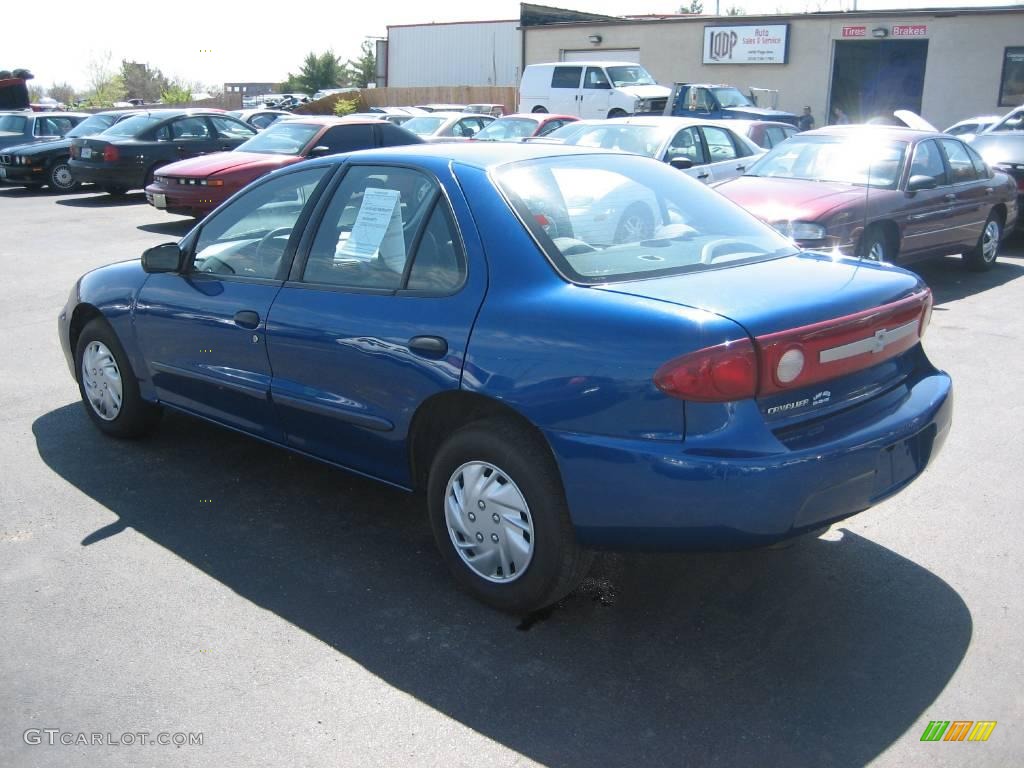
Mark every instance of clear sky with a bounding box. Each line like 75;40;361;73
5;0;1018;92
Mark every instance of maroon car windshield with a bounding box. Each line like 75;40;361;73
749;134;908;189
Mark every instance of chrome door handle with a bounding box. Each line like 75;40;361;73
408;336;448;357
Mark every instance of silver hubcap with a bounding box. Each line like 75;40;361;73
981;220;1000;262
867;240;886;262
52;164;74;188
444;461;535;583
620;214;649;242
81;341;123;421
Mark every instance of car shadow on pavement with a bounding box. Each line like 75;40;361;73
910;251;1024;306
33;404;972;768
136;220;195;237
56;192;147;208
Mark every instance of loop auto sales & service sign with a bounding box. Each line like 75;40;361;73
703;24;790;65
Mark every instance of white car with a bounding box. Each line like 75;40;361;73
945;115;1003;139
519;61;671;119
544;116;764;185
399;112;495;142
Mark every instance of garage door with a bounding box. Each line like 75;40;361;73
561;49;641;63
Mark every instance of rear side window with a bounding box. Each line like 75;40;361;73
378;123;421;147
302;165;440;290
938;138;980;184
551;67;582;89
965;144;992;178
318;124;375;154
702;126;739;161
0;114;28;133
209;115;255;139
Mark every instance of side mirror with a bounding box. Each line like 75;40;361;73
307;145;331;157
669;157;694;170
141;242;184;273
907;174;938;192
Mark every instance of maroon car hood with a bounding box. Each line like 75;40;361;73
157;151;300;178
716;176;867;223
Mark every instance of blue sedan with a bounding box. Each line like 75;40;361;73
58;144;952;613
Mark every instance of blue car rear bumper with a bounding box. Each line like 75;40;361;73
547;368;952;551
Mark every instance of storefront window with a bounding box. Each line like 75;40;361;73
999;47;1024;107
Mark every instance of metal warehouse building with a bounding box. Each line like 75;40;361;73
523;5;1024;131
385;20;523;87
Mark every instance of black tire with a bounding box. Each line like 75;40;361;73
102;185;128;196
608;108;629;118
859;225;895;263
614;203;655;243
427;418;593;613
963;211;1002;272
47;159;79;192
531;106;548;114
75;318;161;438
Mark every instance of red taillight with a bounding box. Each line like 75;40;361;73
653;288;932;403
654;339;758;402
102;145;119;162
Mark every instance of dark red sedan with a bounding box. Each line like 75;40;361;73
144;117;423;217
715;126;1018;271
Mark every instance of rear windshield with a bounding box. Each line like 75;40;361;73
494;153;796;285
0;114;28;133
402;116;445;136
474;118;538;141
235;122;320;155
102;115;164;137
67;114;116;138
564;123;664;157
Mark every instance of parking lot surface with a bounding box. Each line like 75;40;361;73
1;186;1022;767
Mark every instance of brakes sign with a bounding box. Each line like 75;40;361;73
892;24;927;37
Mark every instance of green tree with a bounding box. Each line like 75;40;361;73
120;60;169;103
285;50;348;95
332;97;361;116
346;41;376;89
726;5;745;14
28;84;45;102
160;82;193;104
48;82;77;105
82;50;127;107
679;0;703;12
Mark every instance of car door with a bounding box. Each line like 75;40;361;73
664;126;711;182
265;163;487;486
132;166;332;439
550;66;584;116
207;115;257;151
155;116;221;162
580;66;612;118
899;139;955;259
699;125;750;183
936;137;990;252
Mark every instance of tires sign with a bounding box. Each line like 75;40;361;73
703;24;789;65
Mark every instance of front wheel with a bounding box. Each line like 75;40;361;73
963;212;1001;272
48;160;79;192
859;225;894;263
427;419;592;613
75;318;161;438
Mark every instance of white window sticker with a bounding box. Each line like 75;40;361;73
337;187;406;271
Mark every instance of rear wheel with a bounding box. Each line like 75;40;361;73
860;225;895;263
614;203;654;243
47;160;79;192
427;418;592;613
75;318;161;438
608;108;628;118
531;106;548;114
963;212;1001;272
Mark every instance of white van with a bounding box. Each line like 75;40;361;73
518;61;672;119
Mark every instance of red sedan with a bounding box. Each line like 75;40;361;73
144;117;423;217
470;113;578;142
715;126;1018;271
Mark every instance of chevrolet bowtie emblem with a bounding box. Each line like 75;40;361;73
819;320;918;364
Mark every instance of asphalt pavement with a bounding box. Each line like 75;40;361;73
1;185;1021;767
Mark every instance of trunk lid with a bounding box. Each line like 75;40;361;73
600;252;931;424
70;137;115;162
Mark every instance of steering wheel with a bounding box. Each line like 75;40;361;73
699;238;771;264
197;255;235;274
255;227;293;273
